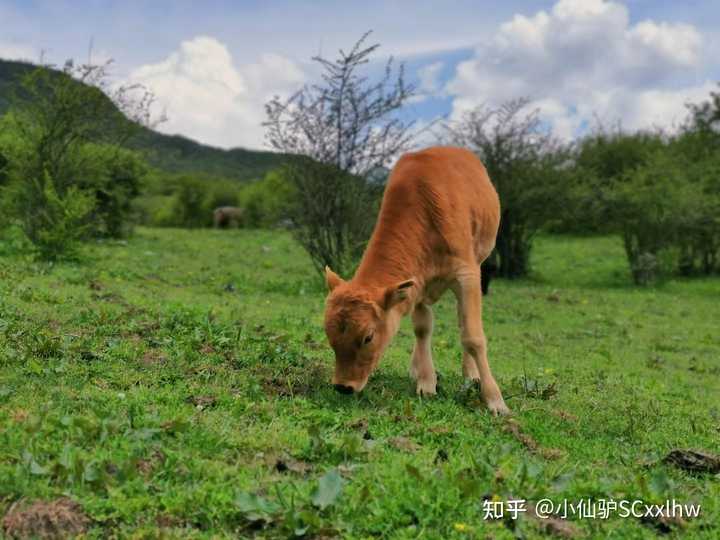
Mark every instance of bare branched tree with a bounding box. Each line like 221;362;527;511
445;99;572;278
263;31;416;275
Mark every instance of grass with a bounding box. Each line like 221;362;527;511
0;227;718;539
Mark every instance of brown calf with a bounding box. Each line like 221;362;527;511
324;146;509;415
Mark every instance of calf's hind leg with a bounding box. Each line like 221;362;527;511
409;303;437;396
454;271;509;415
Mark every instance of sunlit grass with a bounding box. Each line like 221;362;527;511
1;228;718;538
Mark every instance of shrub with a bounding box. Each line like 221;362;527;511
444;99;573;278
607;147;720;283
280;158;379;274
74;144;147;237
238;170;295;228
566;128;666;234
0;60;156;257
170;176;211;228
0;148;7;186
1;171;95;260
264;32;415;276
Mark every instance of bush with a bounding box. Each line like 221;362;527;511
1;115;147;244
74;144;147;237
135;170;294;230
238;170;295;228
565;129;666;234
1;171;95;260
0;60;154;257
160;175;244;228
206;181;241;217
0;148;7;186
170;176;211;228
444;99;573;278
264;32;415;276
280;158;379;275
607;147;720;283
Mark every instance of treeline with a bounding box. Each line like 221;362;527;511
444;96;720;284
568;119;720;283
1;47;718;287
134;170;293;229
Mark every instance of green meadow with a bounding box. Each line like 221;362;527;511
1;228;718;538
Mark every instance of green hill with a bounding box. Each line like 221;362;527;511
0;59;285;181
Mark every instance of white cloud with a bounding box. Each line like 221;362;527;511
418;61;444;94
125;36;304;150
446;0;711;138
0;42;36;62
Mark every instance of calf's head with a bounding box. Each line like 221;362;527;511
323;266;414;394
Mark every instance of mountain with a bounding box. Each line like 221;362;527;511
0;59;285;182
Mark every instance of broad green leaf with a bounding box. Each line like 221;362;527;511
311;469;342;510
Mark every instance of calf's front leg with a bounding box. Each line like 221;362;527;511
409;303;437;396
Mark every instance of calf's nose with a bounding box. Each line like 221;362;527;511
334;383;354;395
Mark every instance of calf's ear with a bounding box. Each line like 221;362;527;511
325;266;344;292
383;279;416;309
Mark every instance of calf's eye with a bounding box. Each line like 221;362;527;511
363;333;374;345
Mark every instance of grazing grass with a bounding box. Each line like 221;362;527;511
0;227;718;539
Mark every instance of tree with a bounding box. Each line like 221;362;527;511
0;59;157;258
444;99;572;278
568;127;666;234
688;82;720;137
263;31;416;276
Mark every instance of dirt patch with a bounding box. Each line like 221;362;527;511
346;418;368;431
663;449;720;474
199;343;216;355
388;436;420;453
551;410;578;423
136;450;166;476
186;395;217;410
273;455;313;475
141;349;167;366
640;513;687;534
88;280;103;291
527;502;582;538
504;419;565;460
2;497;89;539
156;513;184;528
10;409;29;423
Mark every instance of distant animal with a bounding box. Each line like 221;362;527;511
323;146;509;415
213;206;243;228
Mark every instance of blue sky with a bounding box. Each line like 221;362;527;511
2;0;719;149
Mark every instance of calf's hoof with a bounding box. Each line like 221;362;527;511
415;377;437;397
485;398;511;416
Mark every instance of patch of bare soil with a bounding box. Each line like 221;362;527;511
273;455;313;475
640;513;687;534
388;436;420;453
551;410;578;422
141;349;167;366
2;498;89;539
504;419;566;460
663;449;720;474
136;449;166;476
186;395;218;410
527;502;582;538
